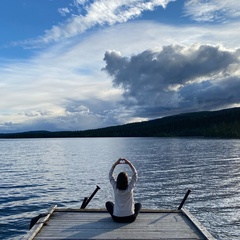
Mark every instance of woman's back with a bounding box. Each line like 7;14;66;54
106;158;141;222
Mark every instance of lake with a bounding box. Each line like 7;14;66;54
0;137;239;239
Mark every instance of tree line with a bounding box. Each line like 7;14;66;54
1;107;240;139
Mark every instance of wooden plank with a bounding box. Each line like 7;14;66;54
181;208;215;240
55;208;180;213
23;205;57;240
31;210;210;240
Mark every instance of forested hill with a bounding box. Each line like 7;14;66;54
1;107;240;138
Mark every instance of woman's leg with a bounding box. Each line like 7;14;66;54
105;201;114;216
134;203;142;216
106;202;142;223
113;203;142;223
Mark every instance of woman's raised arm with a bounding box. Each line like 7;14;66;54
122;158;137;173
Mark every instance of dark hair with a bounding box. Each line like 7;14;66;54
116;172;128;190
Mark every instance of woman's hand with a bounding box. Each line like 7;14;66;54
113;158;135;172
113;158;125;167
114;158;133;166
117;158;132;165
117;158;126;164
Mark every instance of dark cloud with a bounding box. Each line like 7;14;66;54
103;44;240;118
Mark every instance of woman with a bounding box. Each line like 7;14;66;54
106;158;142;223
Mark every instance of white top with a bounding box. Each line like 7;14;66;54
109;165;138;217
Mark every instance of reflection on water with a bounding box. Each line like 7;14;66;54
0;138;239;239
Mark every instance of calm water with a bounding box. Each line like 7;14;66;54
0;137;239;239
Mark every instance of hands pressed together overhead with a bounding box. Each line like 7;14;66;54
117;158;130;164
112;158;135;172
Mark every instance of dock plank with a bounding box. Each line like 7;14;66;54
32;210;209;239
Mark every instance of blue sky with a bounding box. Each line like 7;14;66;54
0;0;240;133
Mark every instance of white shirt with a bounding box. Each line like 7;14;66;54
109;165;138;217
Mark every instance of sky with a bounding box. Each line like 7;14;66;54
0;0;240;133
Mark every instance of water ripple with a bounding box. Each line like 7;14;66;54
0;138;239;240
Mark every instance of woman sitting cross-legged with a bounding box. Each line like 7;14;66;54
106;158;142;223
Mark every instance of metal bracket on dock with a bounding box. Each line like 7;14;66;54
178;189;191;210
80;185;101;209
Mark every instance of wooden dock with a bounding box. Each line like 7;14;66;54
24;206;215;240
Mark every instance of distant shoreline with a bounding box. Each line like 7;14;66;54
1;107;240;139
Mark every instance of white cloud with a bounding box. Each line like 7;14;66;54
184;0;240;22
1;20;240;132
21;0;175;46
58;8;71;16
2;0;240;133
73;0;89;5
7;0;240;49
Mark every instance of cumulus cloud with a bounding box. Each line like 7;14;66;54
2;11;240;132
184;0;240;22
103;45;240;118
